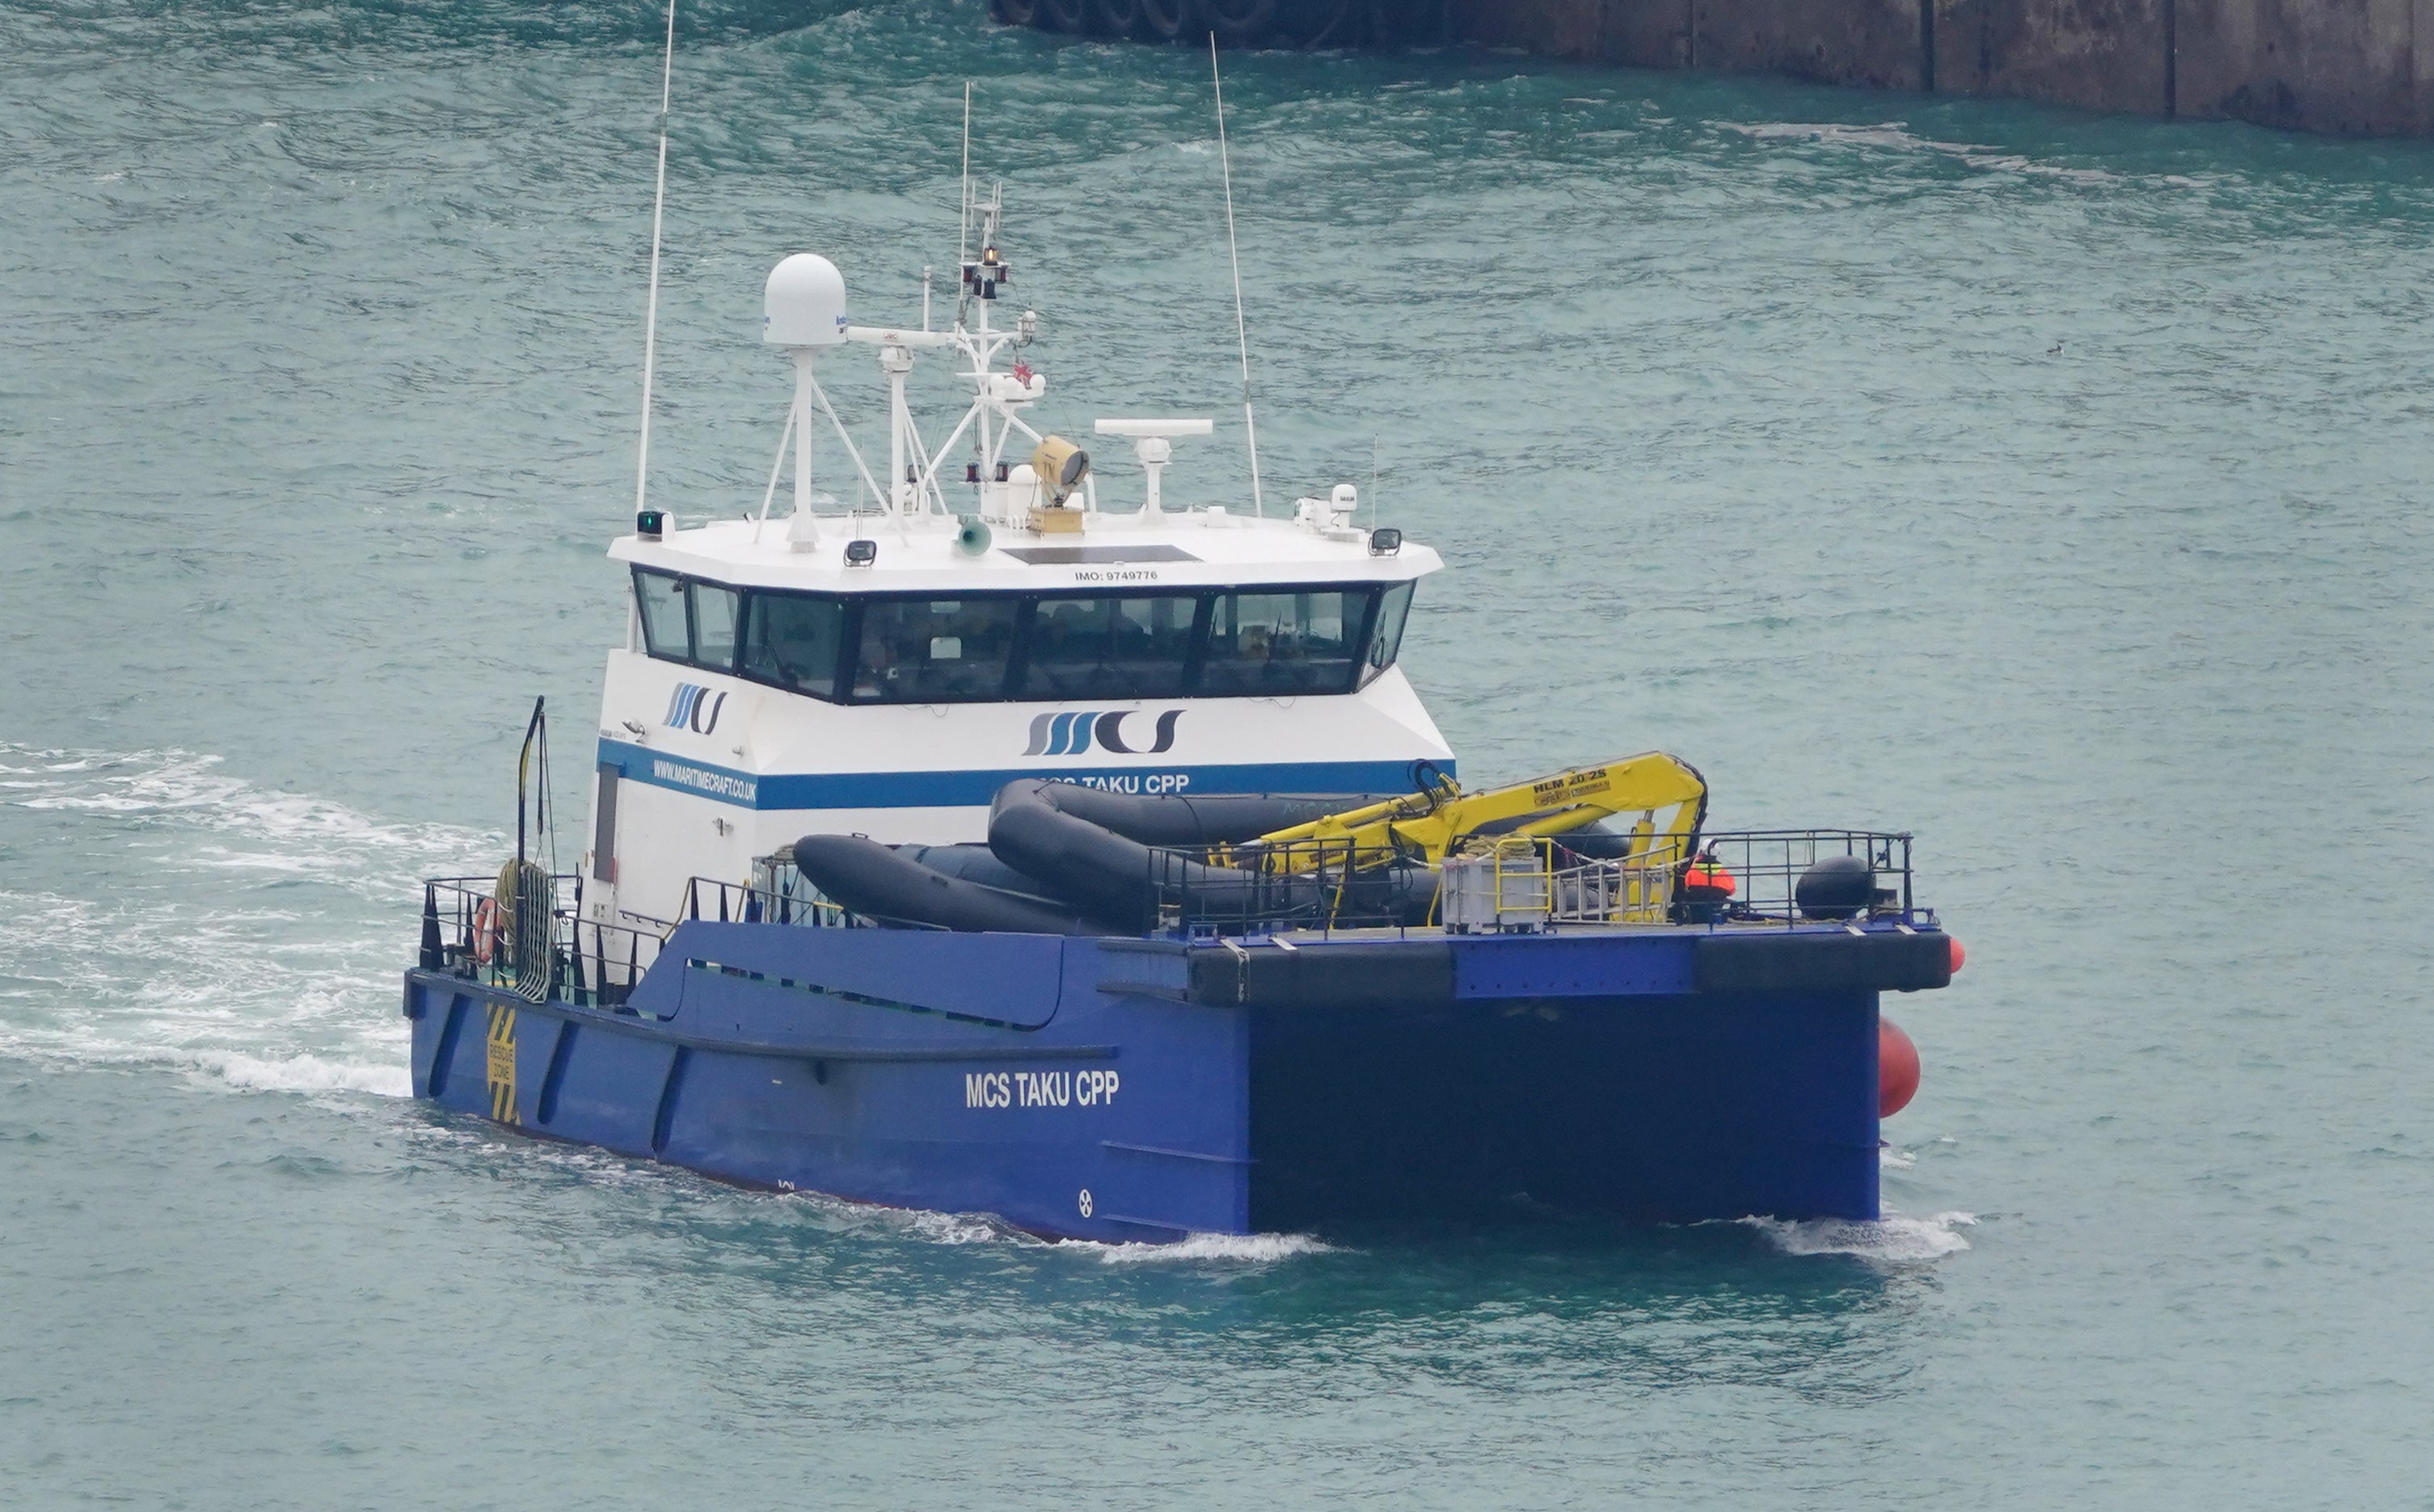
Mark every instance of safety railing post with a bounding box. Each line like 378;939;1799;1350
419;883;442;971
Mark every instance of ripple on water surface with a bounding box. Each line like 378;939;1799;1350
3;0;2432;1506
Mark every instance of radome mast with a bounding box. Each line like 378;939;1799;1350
632;0;677;519
1210;36;1265;520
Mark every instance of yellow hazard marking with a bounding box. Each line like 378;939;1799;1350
485;1003;520;1125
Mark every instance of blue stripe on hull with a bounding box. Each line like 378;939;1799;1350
405;925;1882;1238
594;737;1448;811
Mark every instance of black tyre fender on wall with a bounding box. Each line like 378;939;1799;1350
1089;0;1149;36
1141;0;1195;40
1204;0;1278;44
1038;0;1090;30
991;0;1042;24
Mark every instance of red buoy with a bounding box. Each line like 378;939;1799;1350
1947;934;1966;975
1879;1017;1921;1118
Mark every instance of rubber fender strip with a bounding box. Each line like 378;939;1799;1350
688;957;1043;1030
1187;939;1457;1009
1693;930;1953;994
1103;1139;1255;1166
632;1031;1114;1064
405;971;1112;1063
1095;979;1193;1004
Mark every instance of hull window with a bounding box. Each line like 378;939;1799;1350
1199;590;1362;697
1016;593;1199;701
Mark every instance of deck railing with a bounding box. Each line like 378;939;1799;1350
420;874;673;1009
418;829;1930;984
1151;837;1430;937
679;874;855;929
1141;828;1925;938
1694;830;1917;924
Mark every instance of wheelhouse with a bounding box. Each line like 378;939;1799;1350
631;568;1417;705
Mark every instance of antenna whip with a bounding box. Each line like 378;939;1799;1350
633;0;677;516
1210;36;1265;518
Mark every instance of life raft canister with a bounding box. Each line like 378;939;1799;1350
1677;849;1736;924
1681;850;1736;901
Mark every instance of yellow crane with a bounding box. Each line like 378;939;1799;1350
1235;752;1708;873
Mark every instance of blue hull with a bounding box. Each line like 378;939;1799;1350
406;924;1947;1240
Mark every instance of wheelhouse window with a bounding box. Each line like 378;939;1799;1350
1197;589;1364;697
1362;580;1412;687
633;569;740;672
741;592;845;697
635;571;689;661
1017;593;1200;701
635;572;1421;705
690;582;739;670
850;598;1020;702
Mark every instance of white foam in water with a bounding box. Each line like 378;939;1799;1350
184;1048;414;1099
0;743;495;1100
1744;1209;1978;1263
791;1189;1331;1264
901;1207;1043;1247
2;744;493;891
1725;120;2125;183
1090;1231;1336;1266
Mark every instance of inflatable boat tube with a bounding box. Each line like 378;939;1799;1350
793;833;1125;937
985;781;1444;929
1550;821;1639;861
1013;783;1401;847
893;843;1062;903
988;779;1332;928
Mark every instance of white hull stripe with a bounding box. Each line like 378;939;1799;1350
597;739;1445;811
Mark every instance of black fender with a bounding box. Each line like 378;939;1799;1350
793;833;1124;937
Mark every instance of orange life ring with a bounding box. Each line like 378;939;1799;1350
472;898;503;966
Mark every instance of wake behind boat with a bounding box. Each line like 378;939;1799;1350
401;116;1960;1242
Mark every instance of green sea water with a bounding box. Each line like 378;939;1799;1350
5;2;2432;1506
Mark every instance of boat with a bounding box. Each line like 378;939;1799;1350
400;162;1960;1243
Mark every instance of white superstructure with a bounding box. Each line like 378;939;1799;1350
581;186;1452;929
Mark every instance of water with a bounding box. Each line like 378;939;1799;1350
5;2;2431;1504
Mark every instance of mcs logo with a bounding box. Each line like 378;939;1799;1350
664;683;728;735
1023;710;1183;757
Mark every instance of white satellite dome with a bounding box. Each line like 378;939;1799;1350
763;253;847;347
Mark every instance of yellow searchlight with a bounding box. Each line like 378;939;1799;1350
1027;435;1091;534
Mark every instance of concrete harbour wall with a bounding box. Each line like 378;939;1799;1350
1451;0;2434;133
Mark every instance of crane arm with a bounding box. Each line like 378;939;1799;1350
1248;752;1708;867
